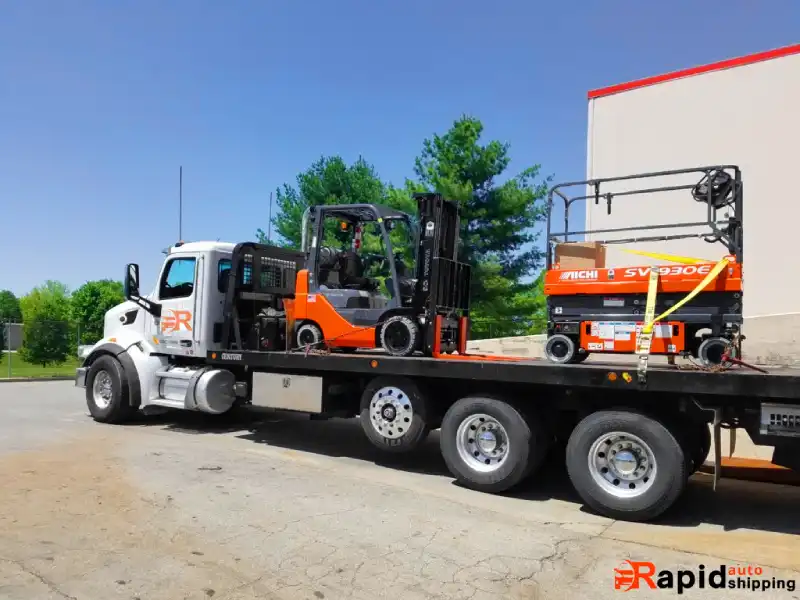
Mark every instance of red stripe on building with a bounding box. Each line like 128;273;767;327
588;43;800;100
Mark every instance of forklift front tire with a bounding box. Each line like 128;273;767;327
379;315;419;357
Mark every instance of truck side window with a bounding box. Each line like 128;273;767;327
218;259;232;292
159;257;196;300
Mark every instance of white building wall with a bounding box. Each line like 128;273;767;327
586;49;800;365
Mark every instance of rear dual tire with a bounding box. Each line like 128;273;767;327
440;396;551;494
566;410;687;522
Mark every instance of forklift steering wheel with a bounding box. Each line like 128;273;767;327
362;253;386;268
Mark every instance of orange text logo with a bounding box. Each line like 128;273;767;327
615;561;656;592
161;309;193;333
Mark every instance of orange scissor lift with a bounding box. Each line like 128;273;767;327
542;166;744;370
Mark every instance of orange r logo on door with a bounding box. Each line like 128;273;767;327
161;309;193;333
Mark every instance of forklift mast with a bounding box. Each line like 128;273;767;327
413;193;470;354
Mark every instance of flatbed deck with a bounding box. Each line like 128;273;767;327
207;350;800;401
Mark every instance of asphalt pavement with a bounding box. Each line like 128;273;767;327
1;381;799;599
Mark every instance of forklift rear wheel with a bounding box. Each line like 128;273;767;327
544;334;577;364
296;323;324;351
379;315;419;357
85;354;134;424
440;396;550;494
359;376;430;452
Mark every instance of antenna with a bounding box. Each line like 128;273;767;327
179;166;183;240
268;191;273;242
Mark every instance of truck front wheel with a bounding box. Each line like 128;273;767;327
440;396;550;494
566;410;687;522
85;354;134;424
359;376;430;453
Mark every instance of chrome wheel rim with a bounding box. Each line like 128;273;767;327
456;413;510;473
92;370;113;409
369;386;413;439
588;431;657;498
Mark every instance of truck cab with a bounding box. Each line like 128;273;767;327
76;241;243;421
102;241;236;359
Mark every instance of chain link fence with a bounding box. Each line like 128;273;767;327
1;321;85;379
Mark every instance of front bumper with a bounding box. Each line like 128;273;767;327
75;367;87;388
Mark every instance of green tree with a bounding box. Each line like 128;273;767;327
19;281;73;367
411;115;551;338
71;279;125;344
258;155;415;250
0;290;22;352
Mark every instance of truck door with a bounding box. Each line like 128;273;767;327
151;253;201;356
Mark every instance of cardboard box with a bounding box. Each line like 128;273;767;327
554;241;606;269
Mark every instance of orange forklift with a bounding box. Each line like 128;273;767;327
289;193;471;357
543;166;744;366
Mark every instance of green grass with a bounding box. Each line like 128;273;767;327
0;353;81;379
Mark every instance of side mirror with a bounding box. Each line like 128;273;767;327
122;262;161;318
124;263;140;299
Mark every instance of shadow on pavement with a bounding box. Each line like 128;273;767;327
130;407;800;536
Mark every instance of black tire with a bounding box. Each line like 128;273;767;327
359;376;430;453
544;334;576;364
566;410;687;522
379;315;419;357
296;322;324;350
440;396;550;494
85;354;134;424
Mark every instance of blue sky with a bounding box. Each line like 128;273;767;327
1;1;798;296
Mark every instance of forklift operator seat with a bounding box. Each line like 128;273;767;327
318;246;341;289
338;250;375;291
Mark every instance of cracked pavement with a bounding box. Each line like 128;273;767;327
1;382;799;599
